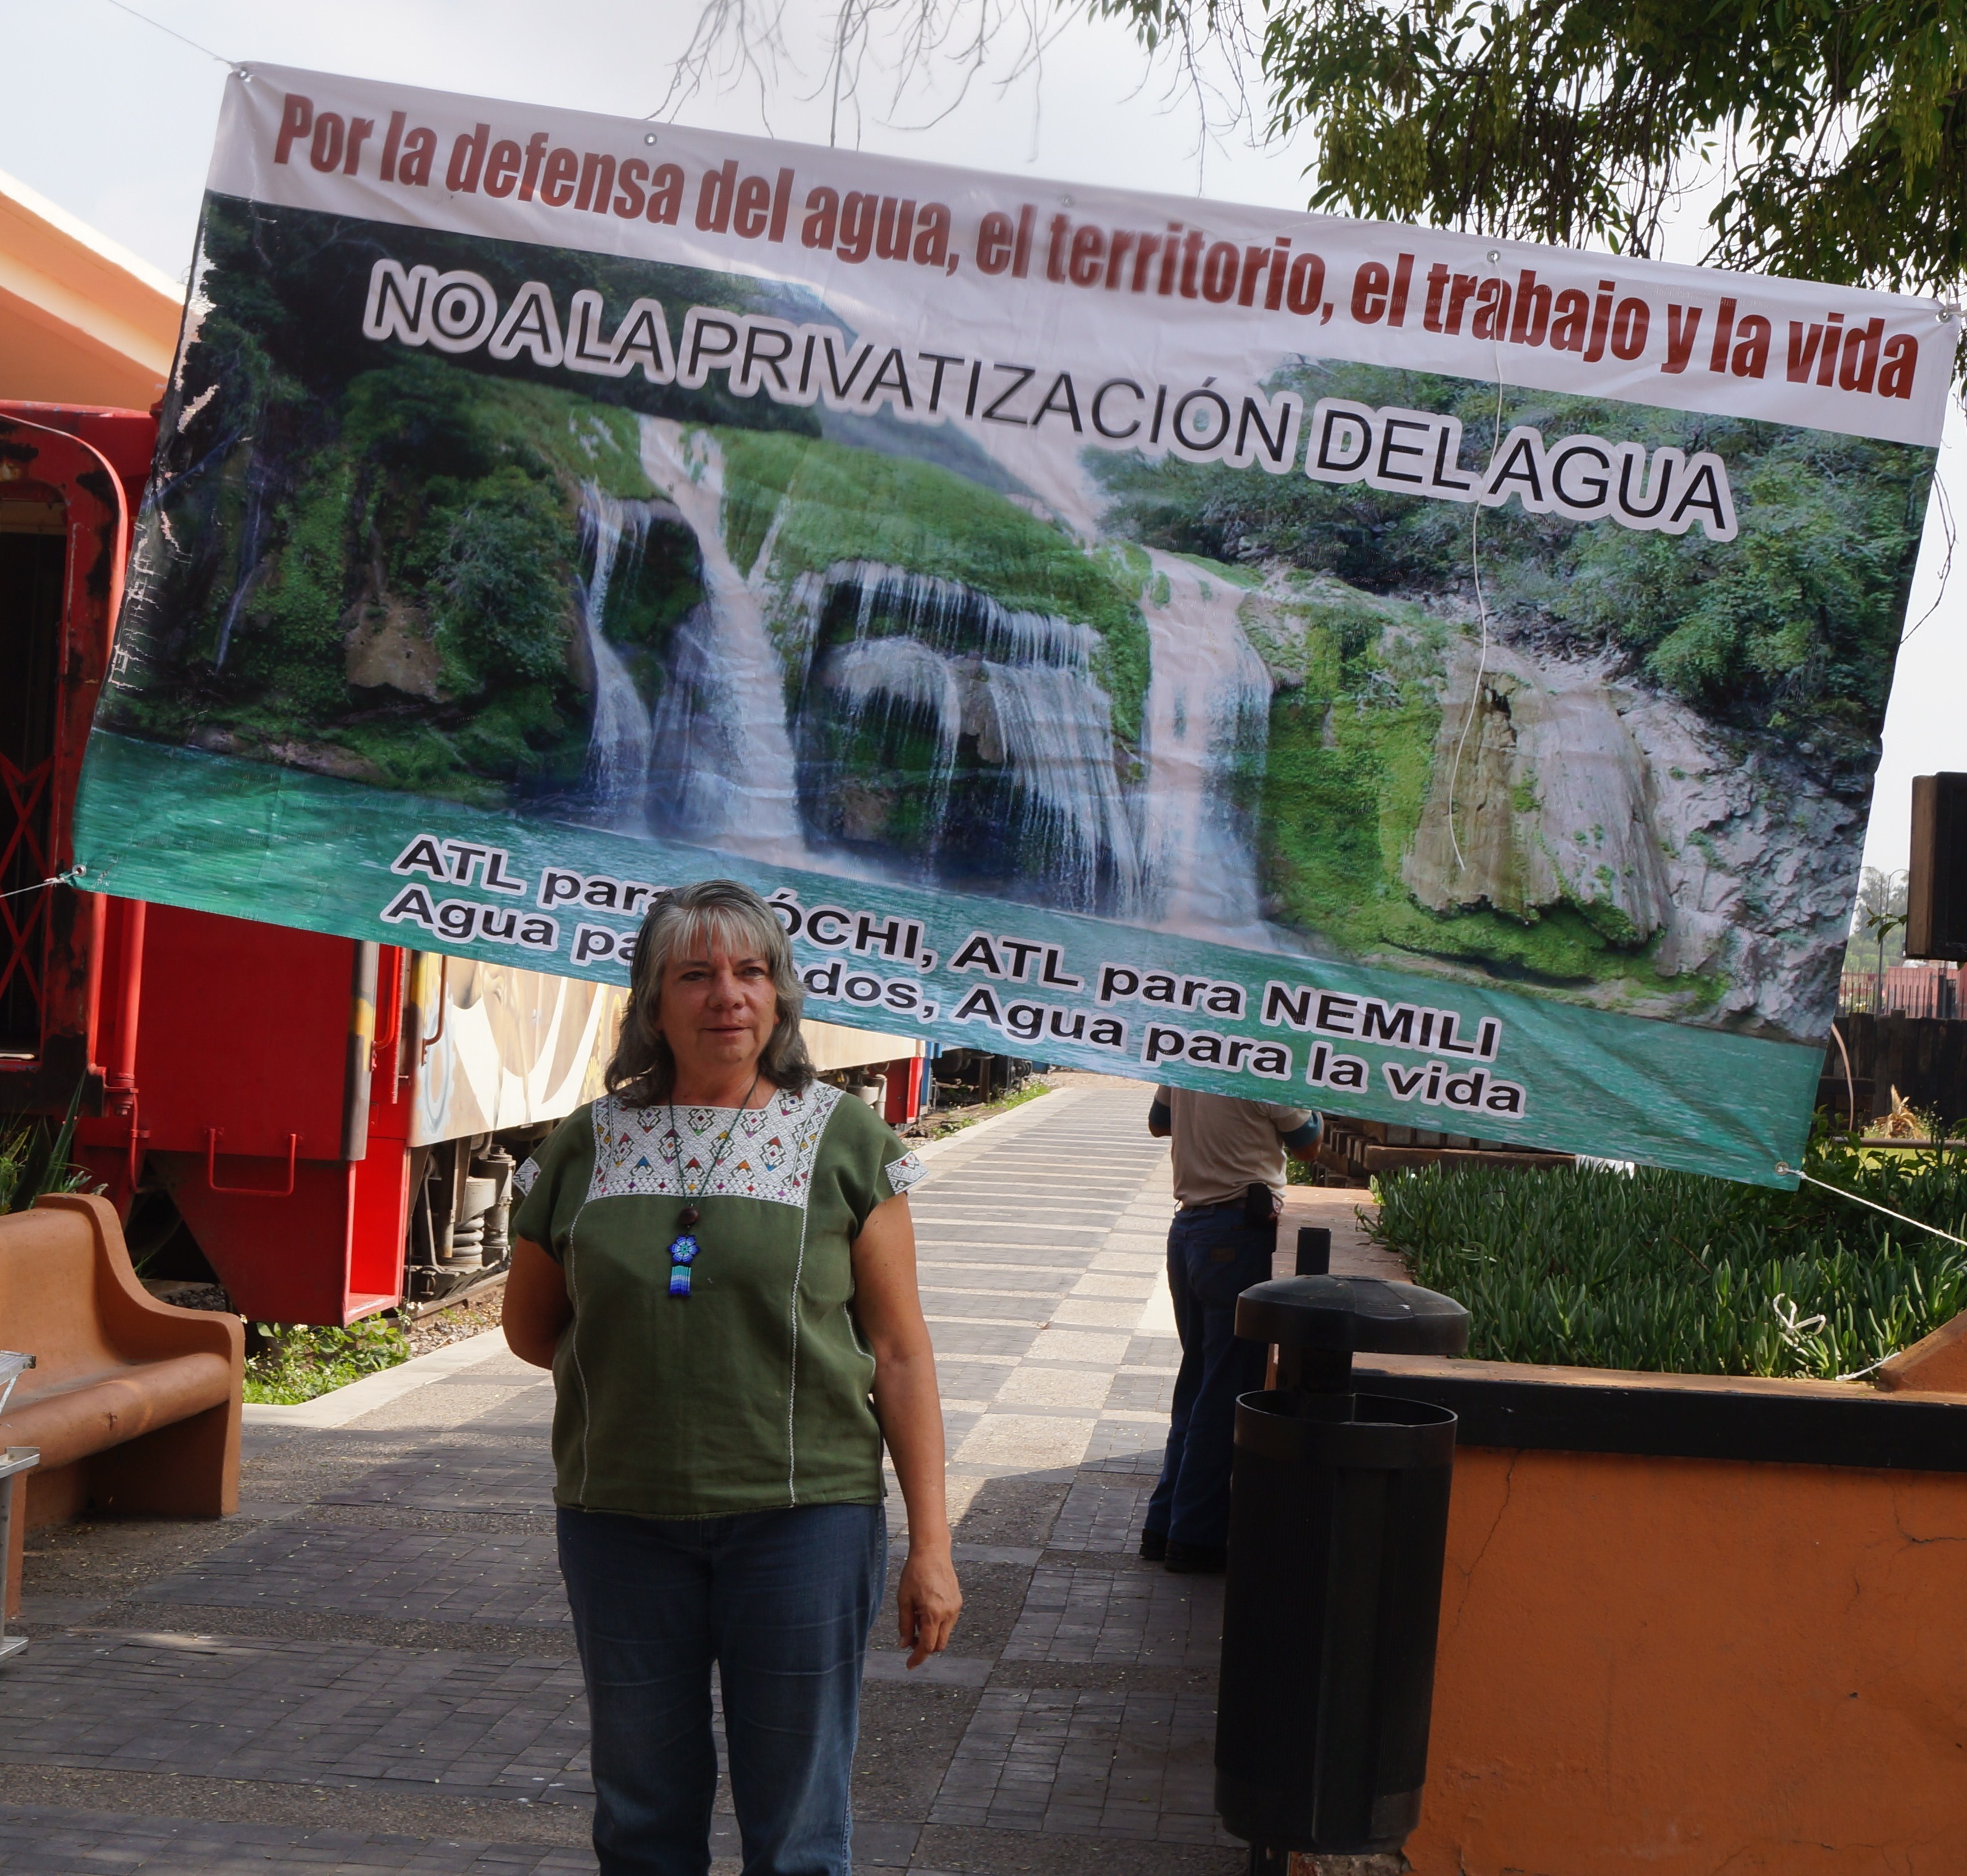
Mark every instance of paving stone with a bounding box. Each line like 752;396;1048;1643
929;1691;1233;1845
321;1448;558;1515
1103;1371;1176;1414
0;1635;591;1800
1047;1481;1156;1555
1082;1420;1168;1466
992;1369;1113;1410
138;1524;569;1629
1003;1567;1223;1671
1023;1329;1131;1366
457;1389;556;1432
72;1604;583;1662
918;1296;1058;1324
950;1415;1096;1474
0;1808;598;1874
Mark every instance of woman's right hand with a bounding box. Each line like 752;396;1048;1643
897;1544;963;1668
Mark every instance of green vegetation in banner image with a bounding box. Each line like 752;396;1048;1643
1370;1131;1967;1379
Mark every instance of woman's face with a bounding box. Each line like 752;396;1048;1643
655;933;779;1084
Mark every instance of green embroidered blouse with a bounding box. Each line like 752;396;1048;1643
510;1082;927;1520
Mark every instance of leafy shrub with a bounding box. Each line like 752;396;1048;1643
242;1318;410;1405
1369;1134;1967;1380
1;1079;90;1214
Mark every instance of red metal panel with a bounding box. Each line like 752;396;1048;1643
883;1055;925;1125
133;905;352;1161
0;403;156;522
347;1148;409;1320
348;945;413;1316
156;1154;360;1324
119;939;415;1326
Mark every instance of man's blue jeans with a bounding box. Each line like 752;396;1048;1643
1144;1204;1276;1550
557;1501;886;1876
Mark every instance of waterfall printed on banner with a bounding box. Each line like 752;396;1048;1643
1138;550;1273;943
569;435;1269;931
796;560;1147;918
574;485;659;820
636;418;811;867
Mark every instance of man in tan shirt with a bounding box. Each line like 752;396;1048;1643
1142;1087;1321;1572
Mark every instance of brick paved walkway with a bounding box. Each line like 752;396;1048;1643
0;1081;1388;1874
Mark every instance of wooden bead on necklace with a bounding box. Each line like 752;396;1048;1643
678;1205;700;1228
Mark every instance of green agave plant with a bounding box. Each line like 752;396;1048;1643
1370;1130;1967;1381
1;1078;92;1216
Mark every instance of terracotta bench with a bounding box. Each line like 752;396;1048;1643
0;1193;243;1616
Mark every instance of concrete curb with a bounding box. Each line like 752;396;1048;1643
242;1327;511;1429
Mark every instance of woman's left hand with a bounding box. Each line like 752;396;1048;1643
897;1544;963;1668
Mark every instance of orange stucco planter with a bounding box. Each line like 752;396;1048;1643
1353;1353;1967;1875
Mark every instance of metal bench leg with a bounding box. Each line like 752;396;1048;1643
0;1447;40;1666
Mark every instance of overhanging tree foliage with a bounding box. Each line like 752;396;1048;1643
1096;0;1967;297
668;0;1967;305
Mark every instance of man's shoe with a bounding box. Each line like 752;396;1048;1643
1138;1529;1168;1562
1163;1540;1227;1574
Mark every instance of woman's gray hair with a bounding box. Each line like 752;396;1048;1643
605;879;814;1106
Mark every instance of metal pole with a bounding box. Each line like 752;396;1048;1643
0;1446;41;1666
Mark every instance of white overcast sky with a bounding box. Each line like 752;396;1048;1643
6;0;1961;877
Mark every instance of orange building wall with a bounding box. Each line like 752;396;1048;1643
1410;1444;1967;1874
0;170;179;408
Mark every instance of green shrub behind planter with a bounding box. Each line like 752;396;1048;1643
243;1319;410;1405
1369;1137;1967;1381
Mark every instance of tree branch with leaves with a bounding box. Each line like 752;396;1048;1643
665;0;1967;330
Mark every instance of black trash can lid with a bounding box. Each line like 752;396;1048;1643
1234;1275;1469;1356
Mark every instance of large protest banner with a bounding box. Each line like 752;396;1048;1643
72;65;1949;1185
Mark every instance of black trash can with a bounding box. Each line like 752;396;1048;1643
1214;1275;1469;1861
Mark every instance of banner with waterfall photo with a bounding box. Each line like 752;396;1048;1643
72;64;1950;1185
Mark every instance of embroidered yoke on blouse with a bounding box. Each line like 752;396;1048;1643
511;1083;927;1519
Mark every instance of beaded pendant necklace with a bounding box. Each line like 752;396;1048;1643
664;1069;763;1298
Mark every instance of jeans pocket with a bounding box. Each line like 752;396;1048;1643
1189;1226;1275;1308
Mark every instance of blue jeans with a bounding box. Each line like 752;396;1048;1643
1144;1205;1276;1550
557;1502;887;1876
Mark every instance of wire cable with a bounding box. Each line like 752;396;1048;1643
0;869;81;902
1773;1161;1967;1251
95;0;236;70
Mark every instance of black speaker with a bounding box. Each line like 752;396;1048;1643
1295;1226;1331;1275
1907;774;1967;962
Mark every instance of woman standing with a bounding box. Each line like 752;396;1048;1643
503;878;961;1876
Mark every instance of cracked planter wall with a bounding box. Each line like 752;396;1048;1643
1407;1442;1967;1874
